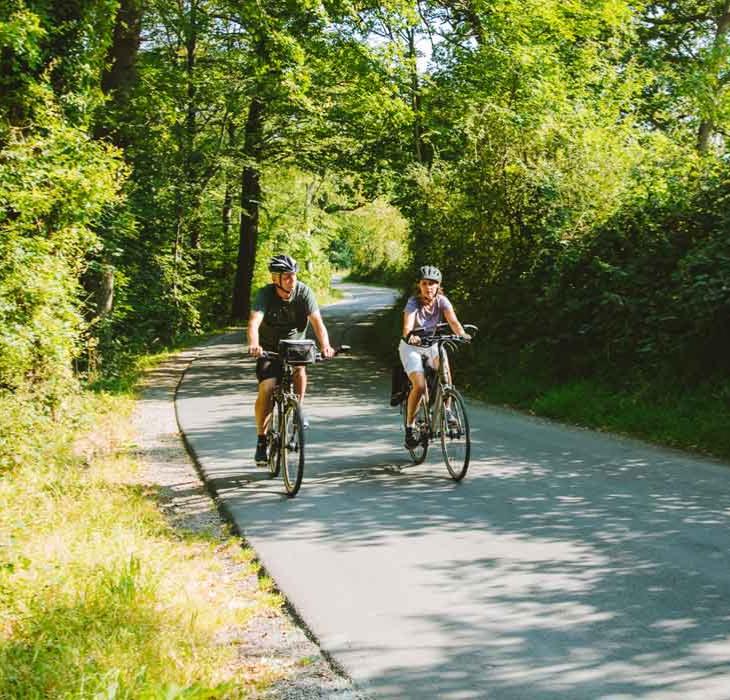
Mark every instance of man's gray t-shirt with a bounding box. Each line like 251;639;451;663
404;294;453;334
253;281;318;350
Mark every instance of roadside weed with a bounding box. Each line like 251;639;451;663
0;392;283;698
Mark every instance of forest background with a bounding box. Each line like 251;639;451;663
2;0;730;461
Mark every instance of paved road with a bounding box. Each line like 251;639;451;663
176;281;730;699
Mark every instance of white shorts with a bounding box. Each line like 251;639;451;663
399;339;438;376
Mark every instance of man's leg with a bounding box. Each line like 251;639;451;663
255;378;277;435
292;366;307;402
254;378;276;463
292;367;309;427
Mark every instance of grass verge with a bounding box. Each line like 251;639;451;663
0;350;284;698
476;369;730;460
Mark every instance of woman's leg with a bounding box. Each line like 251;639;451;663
399;340;429;425
406;371;426;425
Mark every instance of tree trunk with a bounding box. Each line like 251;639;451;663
101;0;143;96
232;97;264;321
697;0;730;152
697;120;713;153
220;183;234;313
221;121;236;294
95;0;143;141
443;0;485;45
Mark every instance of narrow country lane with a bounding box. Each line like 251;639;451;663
175;281;730;700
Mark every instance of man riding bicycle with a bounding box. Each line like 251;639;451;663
248;254;335;465
400;265;470;449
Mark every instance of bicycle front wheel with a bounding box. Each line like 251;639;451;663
281;399;305;497
266;401;283;477
403;397;429;465
440;388;470;480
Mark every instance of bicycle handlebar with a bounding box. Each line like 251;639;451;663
417;335;471;348
258;345;351;362
405;323;478;348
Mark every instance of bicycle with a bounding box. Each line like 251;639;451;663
400;324;477;481
261;339;349;497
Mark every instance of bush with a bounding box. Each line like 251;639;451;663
0;101;125;402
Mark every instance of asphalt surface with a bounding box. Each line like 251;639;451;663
176;281;730;700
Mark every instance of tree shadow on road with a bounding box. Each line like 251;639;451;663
178;331;730;700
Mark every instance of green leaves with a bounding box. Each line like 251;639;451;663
0;7;45;65
0;103;124;397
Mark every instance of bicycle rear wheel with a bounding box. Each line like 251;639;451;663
440;388;470;480
403;397;429;464
281;399;305;497
266;401;282;477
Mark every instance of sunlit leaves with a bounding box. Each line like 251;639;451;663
0;7;45;64
0;109;125;396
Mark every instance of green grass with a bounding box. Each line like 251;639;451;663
468;363;730;461
0;352;285;699
529;379;730;458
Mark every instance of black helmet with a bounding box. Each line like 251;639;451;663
268;254;299;273
419;265;442;283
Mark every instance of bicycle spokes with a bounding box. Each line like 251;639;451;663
440;388;470;481
266;403;282;477
281;401;305;496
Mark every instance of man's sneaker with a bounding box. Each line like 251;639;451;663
255;441;267;465
405;427;420;449
300;411;310;429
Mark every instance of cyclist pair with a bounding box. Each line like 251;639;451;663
248;256;472;467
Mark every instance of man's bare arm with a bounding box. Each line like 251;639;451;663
309;311;335;358
248;310;264;356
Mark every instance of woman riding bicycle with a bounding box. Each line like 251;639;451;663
400;265;470;449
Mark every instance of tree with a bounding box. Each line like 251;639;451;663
638;0;730;152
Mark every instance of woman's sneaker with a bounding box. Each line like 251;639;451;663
255;441;268;465
405;427;420;449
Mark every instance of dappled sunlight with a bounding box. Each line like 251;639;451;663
175;314;730;698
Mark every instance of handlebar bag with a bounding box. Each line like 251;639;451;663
278;339;317;365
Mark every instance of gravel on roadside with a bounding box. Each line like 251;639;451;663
132;348;367;699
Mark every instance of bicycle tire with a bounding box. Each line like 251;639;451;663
266;401;282;477
281;399;305;497
440;388;470;480
403;397;429;464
